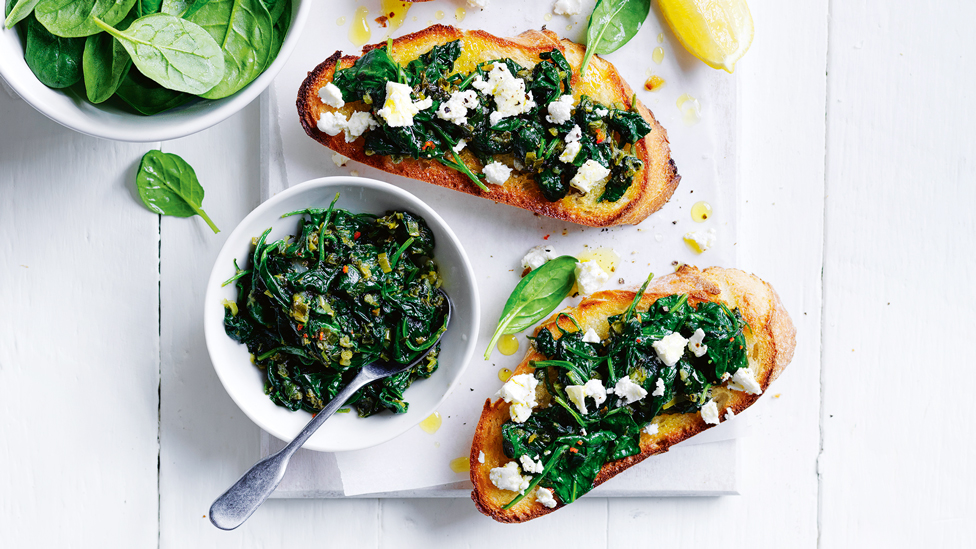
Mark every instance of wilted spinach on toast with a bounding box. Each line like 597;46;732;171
318;37;652;203
222;195;449;417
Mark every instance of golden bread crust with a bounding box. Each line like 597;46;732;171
297;24;680;227
469;265;796;522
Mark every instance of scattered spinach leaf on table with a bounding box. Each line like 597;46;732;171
580;0;651;75
483;256;577;359
24;14;84;88
135;149;220;233
34;0;136;38
92;13;225;94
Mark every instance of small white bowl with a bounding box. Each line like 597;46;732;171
204;177;480;452
0;0;310;142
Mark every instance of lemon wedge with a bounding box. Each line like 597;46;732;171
658;0;754;73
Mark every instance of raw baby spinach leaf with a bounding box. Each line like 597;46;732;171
24;14;84;88
34;0;136;38
580;0;651;75
136;0;161;15
188;0;273;99
114;68;191;114
483;256;577;360
4;0;40;28
223;200;449;416
135;149;220;233
266;0;288;60
82;7;134;102
92;12;225;94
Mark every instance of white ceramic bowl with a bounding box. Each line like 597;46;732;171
204;177;480;452
0;1;310;142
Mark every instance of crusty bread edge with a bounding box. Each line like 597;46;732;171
469;265;797;523
297;24;680;227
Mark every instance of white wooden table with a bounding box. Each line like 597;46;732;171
1;0;973;546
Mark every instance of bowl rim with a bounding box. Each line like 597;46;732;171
203;176;480;452
0;0;312;142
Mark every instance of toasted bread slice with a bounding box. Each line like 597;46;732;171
297;24;680;227
469;266;796;522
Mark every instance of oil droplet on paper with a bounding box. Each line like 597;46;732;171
544;13;552;21
644;75;665;91
657;33;664;43
455;7;466;21
336;16;346;26
652;46;665;64
450;456;470;473
377;0;411;31
349;6;371;46
498;334;519;356
498;368;513;382
420;411;442;433
676;94;701;125
691;201;712;222
577;248;620;273
435;10;445;20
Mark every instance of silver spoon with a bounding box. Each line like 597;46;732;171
209;290;452;530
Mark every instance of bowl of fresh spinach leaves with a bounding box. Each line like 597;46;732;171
0;0;310;142
204;176;480;452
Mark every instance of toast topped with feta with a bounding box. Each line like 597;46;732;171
297;25;679;227
469;266;796;522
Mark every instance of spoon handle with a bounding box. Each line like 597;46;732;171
208;369;376;530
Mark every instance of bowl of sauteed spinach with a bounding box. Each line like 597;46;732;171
0;0;310;142
204;176;479;452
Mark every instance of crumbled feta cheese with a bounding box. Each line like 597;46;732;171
436;89;479;125
688;328;708;357
652;377;665;397
567;379;612;413
478;451;486;464
474;63;536;126
721;372;731;382
376;81;433;127
613;375;648;405
535;487;557;508
684;228;717;253
553;0;582;15
332;152;349;167
349;170;359;177
489;461;530;493
317;111;347;136
652;332;689;366
729;367;762;395
569;159;610;194
467;0;489;8
700;399;720;425
575;260;609;295
452;139;467;153
724;408;735;421
496;373;539;422
565;124;582;143
483;161;512;185
318;82;345;108
519;454;544;474
583;378;607;406
343;111;379;142
595;107;609;117
565;384;588;414
643;423;659;435
546;94;574;124
559;140;581;163
582;328;601;344
521;245;557;271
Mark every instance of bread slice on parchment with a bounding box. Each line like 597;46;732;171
469;265;796;522
297;24;679;227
